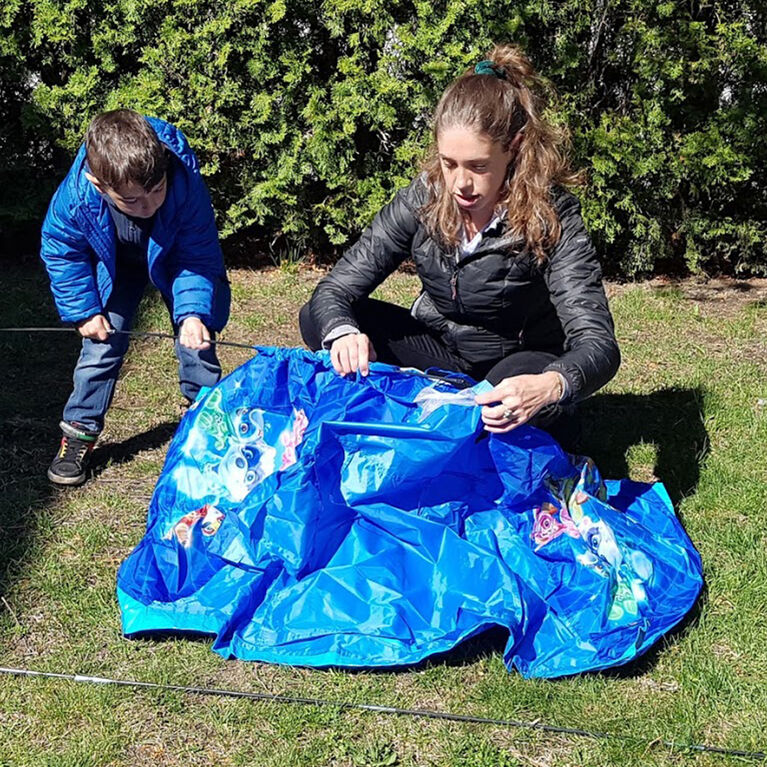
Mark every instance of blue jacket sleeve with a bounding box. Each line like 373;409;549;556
166;173;229;331
40;187;103;324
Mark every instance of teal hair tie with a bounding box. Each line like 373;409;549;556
474;60;506;80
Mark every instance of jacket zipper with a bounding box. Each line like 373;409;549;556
450;265;464;312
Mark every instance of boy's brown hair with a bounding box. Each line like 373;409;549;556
85;109;169;191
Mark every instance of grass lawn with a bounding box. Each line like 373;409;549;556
0;260;766;766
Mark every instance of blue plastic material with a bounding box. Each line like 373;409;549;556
117;346;703;677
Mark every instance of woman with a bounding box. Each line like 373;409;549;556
300;44;620;445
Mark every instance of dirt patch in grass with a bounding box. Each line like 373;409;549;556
232;266;767;326
606;275;767;317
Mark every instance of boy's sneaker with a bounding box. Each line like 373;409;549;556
47;421;99;486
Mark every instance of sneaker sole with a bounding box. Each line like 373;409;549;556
47;468;87;486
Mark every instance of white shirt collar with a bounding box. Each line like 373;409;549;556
459;210;506;256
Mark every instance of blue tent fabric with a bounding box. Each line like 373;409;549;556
117;346;703;678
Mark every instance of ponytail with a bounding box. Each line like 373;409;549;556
421;44;583;263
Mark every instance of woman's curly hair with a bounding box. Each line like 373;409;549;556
420;44;583;263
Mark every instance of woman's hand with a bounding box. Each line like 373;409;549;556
179;316;212;350
76;313;112;341
330;333;377;376
474;371;562;433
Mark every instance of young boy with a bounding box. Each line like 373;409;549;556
40;109;231;486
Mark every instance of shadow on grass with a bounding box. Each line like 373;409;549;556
0;260;80;600
579;387;709;508
0;348;178;607
91;421;179;477
0;259;180;602
578;387;710;679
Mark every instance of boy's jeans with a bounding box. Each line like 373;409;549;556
63;267;222;433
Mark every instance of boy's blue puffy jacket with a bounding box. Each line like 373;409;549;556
40;117;230;331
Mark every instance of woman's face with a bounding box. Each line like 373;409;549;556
437;126;513;225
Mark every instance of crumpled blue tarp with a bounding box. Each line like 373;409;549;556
117;346;703;678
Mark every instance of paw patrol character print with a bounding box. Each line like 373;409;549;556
531;502;579;550
217;441;276;502
200;505;225;536
544;456;608;521
540;459;654;623
231;407;266;442
280;408;309;470
196;389;235;450
167;504;225;548
209;407;277;501
576;516;622;574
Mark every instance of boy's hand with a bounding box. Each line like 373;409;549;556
179;316;212;350
77;314;112;341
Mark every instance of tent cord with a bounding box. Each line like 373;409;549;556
0;326;258;350
0;666;763;760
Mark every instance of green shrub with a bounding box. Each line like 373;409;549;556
0;0;59;228
1;0;765;276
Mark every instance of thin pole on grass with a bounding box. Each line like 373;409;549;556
0;666;764;761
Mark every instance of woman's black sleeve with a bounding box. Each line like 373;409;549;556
308;182;421;342
542;192;621;402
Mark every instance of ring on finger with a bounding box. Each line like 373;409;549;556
502;407;514;421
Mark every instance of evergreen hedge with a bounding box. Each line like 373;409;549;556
1;0;765;276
